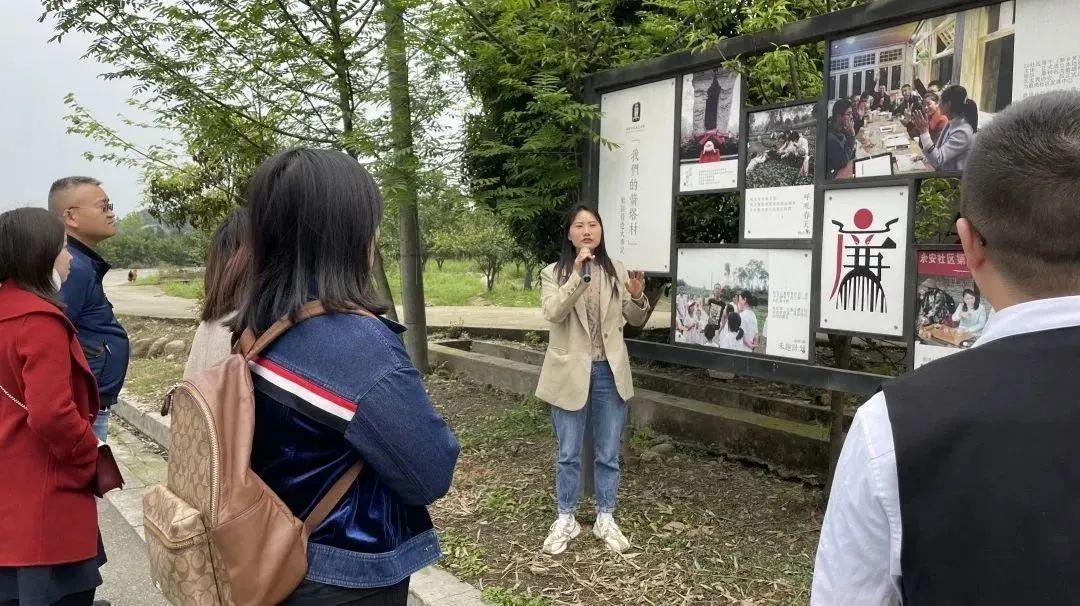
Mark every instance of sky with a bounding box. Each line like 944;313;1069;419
0;0;162;217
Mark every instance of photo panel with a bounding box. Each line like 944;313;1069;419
818;185;910;337
675;248;813;361
679;67;743;193
825;1;1022;180
1013;0;1080;100
598;78;677;273
743;102;817;240
913;245;995;369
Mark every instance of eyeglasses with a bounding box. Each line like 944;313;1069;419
66;202;114;214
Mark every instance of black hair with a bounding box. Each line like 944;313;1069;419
202;208;252;323
726;307;744;341
47;176;101;214
924;92;940;104
901;84;913;91
928;80;943;90
961;287;981;311
0;207;66;308
554;205;618;285
739;290;755;308
960;91;1080;296
235;148;388;334
831;99;853;129
941;85;979;132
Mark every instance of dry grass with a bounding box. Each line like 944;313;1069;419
426;369;824;606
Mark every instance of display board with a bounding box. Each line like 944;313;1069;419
912;246;995;369
582;0;1080;392
598;78;676;273
818;186;910;338
743;102;817;240
679;68;743;193
675;248;812;360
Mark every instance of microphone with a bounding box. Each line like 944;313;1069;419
580;247;592;283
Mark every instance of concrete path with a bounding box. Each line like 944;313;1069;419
105;269;670;331
104;270;199;320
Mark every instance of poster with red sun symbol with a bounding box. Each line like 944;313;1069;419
818;186;910;337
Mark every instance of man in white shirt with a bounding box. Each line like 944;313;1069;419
812;91;1080;605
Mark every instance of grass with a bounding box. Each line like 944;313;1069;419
481;588;552;606
132;258;542;307
125;358;186;402
385;259;540;307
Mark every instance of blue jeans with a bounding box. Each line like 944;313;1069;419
551;361;627;515
92;403;111;443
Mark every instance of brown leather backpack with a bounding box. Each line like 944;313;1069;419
143;302;367;605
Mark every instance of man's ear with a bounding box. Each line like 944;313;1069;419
61;209;79;231
956;217;986;270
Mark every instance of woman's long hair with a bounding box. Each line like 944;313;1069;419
235;148;389;334
725;305;744;341
554;205;617;285
0;207;66;308
202;208;252;323
942;85;979;133
961;287;981;312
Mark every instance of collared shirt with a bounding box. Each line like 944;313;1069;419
585;268;607;361
811;295;1080;605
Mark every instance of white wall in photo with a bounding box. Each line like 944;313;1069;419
819;186;910;337
744;186;815;239
1014;0;1080;100
598;79;676;273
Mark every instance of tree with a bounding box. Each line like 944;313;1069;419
42;0;464;335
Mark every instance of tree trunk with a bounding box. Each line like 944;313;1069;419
523;260;535;290
436;257;445;270
825;334;853;498
383;0;428;371
373;250;399;322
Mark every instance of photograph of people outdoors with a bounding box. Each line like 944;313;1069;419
745;103;817;189
675;249;769;354
679;67;742;192
826;1;1017;178
914;247;996;368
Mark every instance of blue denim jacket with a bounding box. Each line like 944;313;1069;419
248;312;460;588
59;237;129;401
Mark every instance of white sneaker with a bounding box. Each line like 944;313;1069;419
542;516;581;555
592;517;631;553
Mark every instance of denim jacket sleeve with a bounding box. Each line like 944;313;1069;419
59;263;93;324
344;365;460;505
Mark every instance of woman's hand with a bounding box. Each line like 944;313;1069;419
911;110;930;135
572;247;594;276
626;270;645;299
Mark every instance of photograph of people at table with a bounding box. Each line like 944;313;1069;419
826;1;1016;178
913;248;995;368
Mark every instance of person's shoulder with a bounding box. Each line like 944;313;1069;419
541;262;558;276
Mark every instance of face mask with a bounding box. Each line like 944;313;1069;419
51;269;63;291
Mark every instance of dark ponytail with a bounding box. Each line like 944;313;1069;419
725;306;744;341
942;85;979;133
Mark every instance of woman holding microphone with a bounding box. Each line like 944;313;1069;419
536;205;650;555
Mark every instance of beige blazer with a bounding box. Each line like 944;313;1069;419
535;260;650;411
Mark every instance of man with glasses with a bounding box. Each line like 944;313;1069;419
49;177;129;443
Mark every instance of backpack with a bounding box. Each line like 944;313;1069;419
143;301;368;605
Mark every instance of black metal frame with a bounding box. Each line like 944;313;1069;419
580;0;1008;395
740;99;822;243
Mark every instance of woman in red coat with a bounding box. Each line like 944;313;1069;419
0;208;104;606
